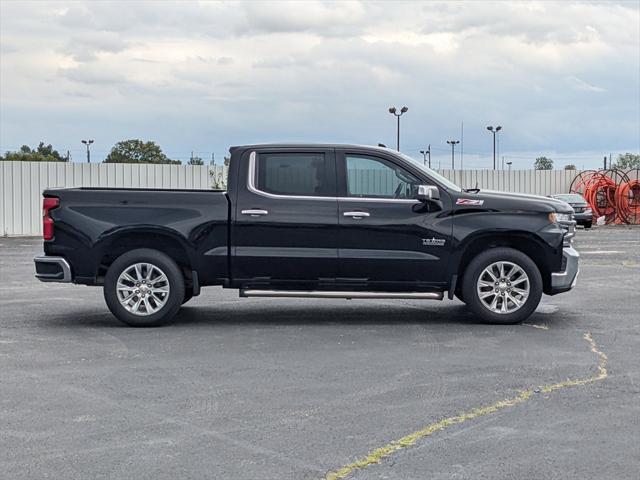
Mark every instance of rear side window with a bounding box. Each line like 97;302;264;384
256;152;334;196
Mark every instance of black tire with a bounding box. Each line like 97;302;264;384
584;221;592;229
104;248;185;327
461;247;542;325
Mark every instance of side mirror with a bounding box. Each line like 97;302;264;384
417;185;439;202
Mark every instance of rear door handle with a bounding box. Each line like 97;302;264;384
241;209;269;217
343;211;370;219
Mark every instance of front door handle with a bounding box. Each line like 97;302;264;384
241;209;269;217
343;211;370;219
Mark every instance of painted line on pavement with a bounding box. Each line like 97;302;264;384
324;332;607;480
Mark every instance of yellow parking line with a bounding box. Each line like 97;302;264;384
325;332;607;480
522;322;549;330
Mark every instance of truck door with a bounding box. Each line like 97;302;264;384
232;148;338;288
336;150;452;288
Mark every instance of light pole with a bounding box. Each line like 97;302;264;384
486;125;502;170
506;161;512;171
388;106;408;151
420;145;431;168
506;161;513;191
447;140;460;170
81;139;94;163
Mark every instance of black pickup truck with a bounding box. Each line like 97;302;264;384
35;144;578;326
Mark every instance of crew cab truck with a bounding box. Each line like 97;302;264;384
34;144;578;327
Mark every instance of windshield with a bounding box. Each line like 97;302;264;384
554;194;585;203
396;152;463;192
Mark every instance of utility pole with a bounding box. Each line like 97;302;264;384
447;140;460;170
211;153;215;165
460;122;464;169
81;139;94;163
420;145;431;168
502;155;505;171
486;125;502;170
603;156;607;170
388;106;408;151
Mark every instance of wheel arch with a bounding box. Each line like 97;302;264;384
454;232;554;294
94;228;195;285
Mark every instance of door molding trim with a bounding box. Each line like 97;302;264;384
236;246;337;258
339;249;439;261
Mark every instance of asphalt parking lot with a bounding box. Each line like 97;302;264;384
1;227;639;480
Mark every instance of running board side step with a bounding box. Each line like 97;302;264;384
240;290;443;300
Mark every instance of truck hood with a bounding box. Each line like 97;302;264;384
461;189;574;214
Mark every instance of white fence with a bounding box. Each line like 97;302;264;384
437;169;577;195
0;161;577;236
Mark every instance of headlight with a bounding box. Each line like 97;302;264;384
584;208;592;214
556;213;572;222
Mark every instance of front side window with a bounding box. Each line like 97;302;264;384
345;155;420;199
256;152;333;196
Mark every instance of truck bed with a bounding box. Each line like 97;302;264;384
43;187;230;285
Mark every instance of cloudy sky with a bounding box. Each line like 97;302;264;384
1;0;638;169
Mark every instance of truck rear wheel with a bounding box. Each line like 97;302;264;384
461;247;542;325
104;249;185;327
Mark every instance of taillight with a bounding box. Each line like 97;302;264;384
43;197;59;240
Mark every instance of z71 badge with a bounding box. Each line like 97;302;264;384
456;198;484;206
422;237;446;247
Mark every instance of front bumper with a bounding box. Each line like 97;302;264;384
573;212;592;223
550;246;579;294
34;256;72;282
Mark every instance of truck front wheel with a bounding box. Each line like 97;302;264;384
104;249;185;327
461;247;542;325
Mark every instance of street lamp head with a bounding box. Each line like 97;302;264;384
486;126;494;132
506;161;512;165
81;140;87;144
420;150;425;154
400;106;408;113
496;126;502;132
388;107;397;114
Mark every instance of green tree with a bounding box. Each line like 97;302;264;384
187;156;204;165
1;142;67;162
613;153;640;170
564;164;576;170
534;156;554;170
104;139;180;164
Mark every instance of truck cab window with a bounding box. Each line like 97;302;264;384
256;153;333;196
345;155;420;199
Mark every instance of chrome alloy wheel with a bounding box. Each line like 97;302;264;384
116;263;170;316
476;261;530;314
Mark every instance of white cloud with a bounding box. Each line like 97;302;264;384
0;0;638;166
